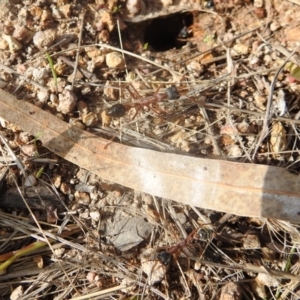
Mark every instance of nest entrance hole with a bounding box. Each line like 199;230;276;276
144;12;194;51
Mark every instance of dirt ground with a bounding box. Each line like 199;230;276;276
1;0;300;299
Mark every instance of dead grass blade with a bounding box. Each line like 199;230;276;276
1;88;300;223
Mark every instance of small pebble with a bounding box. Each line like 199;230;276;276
126;0;142;16
79;209;90;219
187;61;203;76
51;174;62;188
0;37;8;50
13;26;34;43
24;174;37;187
82;112;98;126
60;182;71;194
57;89;77;114
33;29;56;49
0;80;8;88
232;43;249;55
254;0;263;7
90;210;100;222
77;101;88;114
2;34;22;53
106;52;124;68
18;132;31;143
37;90;49;103
75;191;90;205
21;144;36;157
242;234;261;249
32;68;48;80
270;21;280;32
263;54;272;64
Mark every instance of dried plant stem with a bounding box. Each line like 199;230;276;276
0;226;80;273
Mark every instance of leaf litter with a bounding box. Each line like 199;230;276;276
1;0;300;299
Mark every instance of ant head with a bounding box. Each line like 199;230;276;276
157;251;172;266
196;226;213;241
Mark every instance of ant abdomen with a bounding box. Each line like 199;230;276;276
106;103;127;118
165;85;180;100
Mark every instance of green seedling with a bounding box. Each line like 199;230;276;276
46;52;58;92
143;43;149;50
0;226;80;274
285;62;300;81
36;166;44;178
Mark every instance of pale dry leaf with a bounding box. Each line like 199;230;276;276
20;144;37;157
232;43;249;55
255;272;279;287
82;112;98;127
86;271;97;283
53;247;65;258
253;91;266;110
236;121;249;133
185;269;205;296
220;124;238;136
90;210;100;222
1;89;300;223
242;234;261;249
270;121;287;159
275;89;286;116
169;130;190;151
221;135;235;146
261;247;277;261
10;285;23;300
219;282;242;300
227;144;242;158
140;248;166;285
250;280;266;299
143;204;161;223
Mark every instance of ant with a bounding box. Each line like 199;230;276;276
157;229;198;266
106;84;180;119
103;84;180;148
140;229;199;285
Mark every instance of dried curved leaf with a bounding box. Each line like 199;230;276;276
140;248;166;285
1;88;300;223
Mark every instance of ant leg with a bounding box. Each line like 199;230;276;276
126;83;142;100
146;85;164;116
153;84;162;96
104;127;124;149
124;84;143;119
130;105;141;120
149;105;166;116
175;258;191;297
